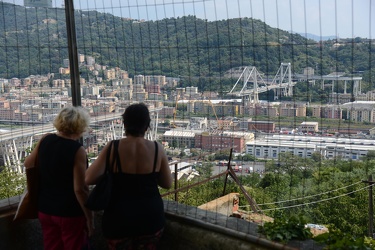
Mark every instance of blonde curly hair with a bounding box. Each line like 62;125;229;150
53;106;90;135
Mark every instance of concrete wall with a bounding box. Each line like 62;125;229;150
0;199;320;250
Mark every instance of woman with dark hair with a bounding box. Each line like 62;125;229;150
24;106;93;250
86;103;172;249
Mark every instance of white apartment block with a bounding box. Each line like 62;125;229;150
134;75;144;85
185;86;198;95
246;135;375;161
342;101;375;123
162;130;196;148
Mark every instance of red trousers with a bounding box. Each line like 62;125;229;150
38;212;88;250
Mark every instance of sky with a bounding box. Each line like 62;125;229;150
2;0;374;39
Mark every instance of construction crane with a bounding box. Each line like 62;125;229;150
208;100;223;131
170;94;179;128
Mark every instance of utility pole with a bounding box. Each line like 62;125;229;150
64;0;83;145
363;175;375;238
64;0;81;107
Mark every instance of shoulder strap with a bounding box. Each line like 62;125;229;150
105;141;113;173
113;140;122;173
153;141;158;173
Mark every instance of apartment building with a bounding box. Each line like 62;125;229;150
41;100;64;109
133;90;148;102
145;84;161;94
279;105;306;117
91;104;116;116
159;106;174;118
52;79;65;88
134;75;144;85
311;105;342;119
162;130;196;148
14;111;29;121
0;108;14;120
196;132;244;153
105;69;116;80
148;93;164;101
342;101;375;123
185;87;198;95
144;75;166;86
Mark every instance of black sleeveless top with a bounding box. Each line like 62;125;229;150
102;140;165;239
37;133;84;217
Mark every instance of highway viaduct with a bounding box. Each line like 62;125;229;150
0;109;160;173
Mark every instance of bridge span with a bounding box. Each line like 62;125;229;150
227;63;363;103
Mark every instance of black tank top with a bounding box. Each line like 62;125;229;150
102;140;165;238
37;133;84;217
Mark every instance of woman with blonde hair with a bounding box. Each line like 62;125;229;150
24;106;94;250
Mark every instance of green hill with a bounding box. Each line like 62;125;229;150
0;2;374;96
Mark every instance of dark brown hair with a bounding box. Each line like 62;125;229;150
122;103;151;137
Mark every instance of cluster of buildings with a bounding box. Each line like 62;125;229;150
162;124;375;161
0;53;375;161
0;52;374;123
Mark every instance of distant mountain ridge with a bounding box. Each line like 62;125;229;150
296;32;337;41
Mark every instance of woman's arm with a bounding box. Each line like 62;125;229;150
85;142;111;185
73;146;94;236
157;143;172;189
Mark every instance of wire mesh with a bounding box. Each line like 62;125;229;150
0;0;374;246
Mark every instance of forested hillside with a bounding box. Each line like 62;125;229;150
0;2;374;93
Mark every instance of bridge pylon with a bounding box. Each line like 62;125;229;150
272;63;293;100
228;66;266;103
1;136;34;173
227;63;296;103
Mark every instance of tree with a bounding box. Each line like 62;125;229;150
238;154;257;161
195;163;213;179
214;150;231;160
311;152;323;162
258;173;276;189
0;166;25;199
